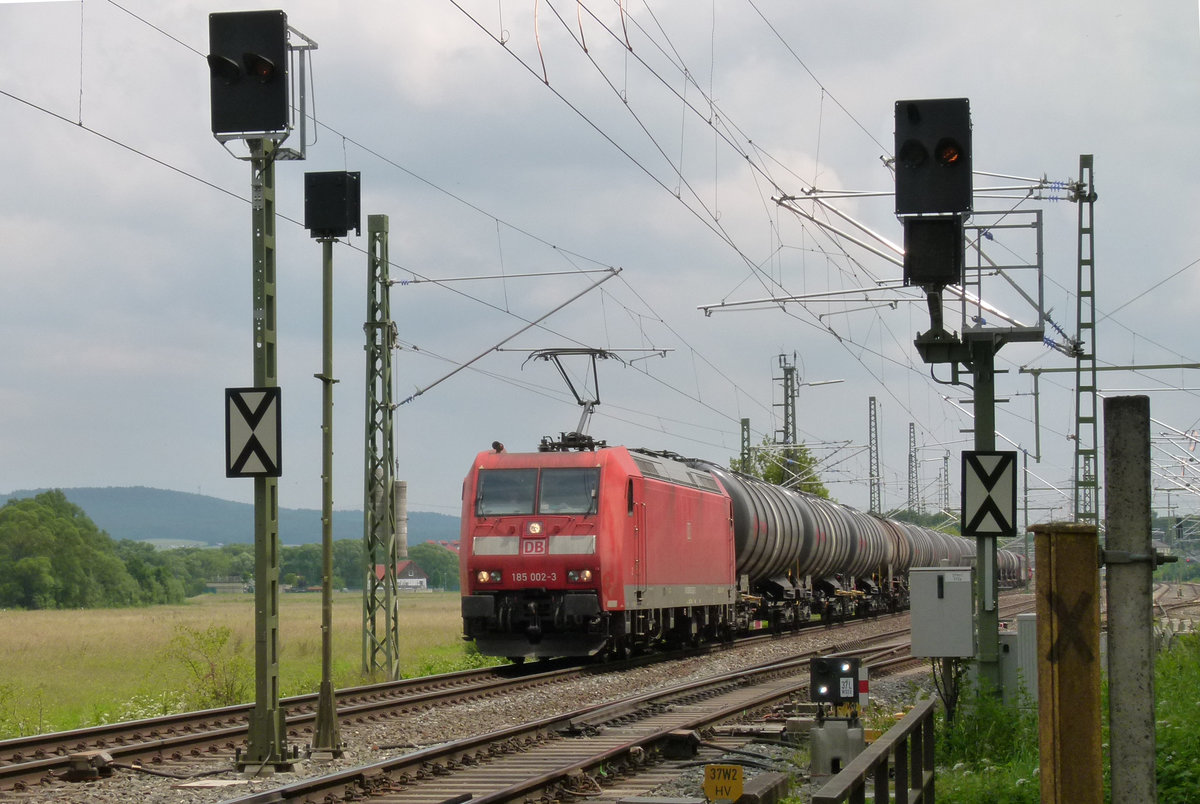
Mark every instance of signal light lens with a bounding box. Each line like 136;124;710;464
897;139;927;169
935;138;963;166
243;53;277;83
206;54;241;85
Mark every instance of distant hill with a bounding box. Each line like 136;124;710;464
0;487;459;547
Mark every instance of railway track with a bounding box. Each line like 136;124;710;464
0;661;591;792
219;630;917;804
0;612;912;795
1154;580;1200;617
0;594;1042;801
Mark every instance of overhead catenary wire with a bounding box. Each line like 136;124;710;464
0;64;769;467
110;4;783;435
398;268;623;405
13;1;1200;514
343;6;1046;480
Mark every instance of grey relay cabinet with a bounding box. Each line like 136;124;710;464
910;566;976;657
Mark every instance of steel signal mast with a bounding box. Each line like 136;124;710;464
207;9;315;771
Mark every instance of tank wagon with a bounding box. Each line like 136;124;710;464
460;444;1025;660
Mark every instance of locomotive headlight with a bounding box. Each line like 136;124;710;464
527;522;543;535
477;570;501;583
567;569;594;583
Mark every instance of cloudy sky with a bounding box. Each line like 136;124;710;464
3;0;1199;536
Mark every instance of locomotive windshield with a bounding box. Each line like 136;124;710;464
538;468;600;514
475;467;600;516
476;468;537;515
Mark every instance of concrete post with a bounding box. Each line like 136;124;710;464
1028;521;1101;804
1103;395;1156;802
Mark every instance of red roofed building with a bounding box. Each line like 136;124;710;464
374;560;428;590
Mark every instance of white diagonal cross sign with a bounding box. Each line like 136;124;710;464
961;450;1017;537
225;387;282;478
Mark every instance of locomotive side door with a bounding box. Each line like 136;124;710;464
629;475;647;604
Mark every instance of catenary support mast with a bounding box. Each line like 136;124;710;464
868;397;881;514
775;353;798;445
362;215;399;678
1073;155;1099;524
908;423;919;511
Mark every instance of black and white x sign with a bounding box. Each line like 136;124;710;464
961;450;1017;537
225;387;282;478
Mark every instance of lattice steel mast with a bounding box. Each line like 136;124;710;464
774;353;798;445
868;396;881;514
1073;155;1099;525
908;422;919;512
362;215;400;678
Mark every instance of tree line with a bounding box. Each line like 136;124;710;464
0;491;461;610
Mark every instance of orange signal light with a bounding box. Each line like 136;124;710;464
935;139;963;166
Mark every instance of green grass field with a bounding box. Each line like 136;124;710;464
0;591;479;738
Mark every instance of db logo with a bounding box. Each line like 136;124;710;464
521;539;548;555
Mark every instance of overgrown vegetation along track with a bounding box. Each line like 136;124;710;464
0;662;587;792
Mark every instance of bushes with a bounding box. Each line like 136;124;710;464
162;623;252;709
1156;633;1200;802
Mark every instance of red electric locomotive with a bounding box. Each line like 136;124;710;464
460;445;736;660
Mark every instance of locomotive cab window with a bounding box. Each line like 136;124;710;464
538;468;600;515
476;468;537;516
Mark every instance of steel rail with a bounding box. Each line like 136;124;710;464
219;629;917;804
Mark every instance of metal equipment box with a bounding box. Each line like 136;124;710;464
998;612;1039;705
910;566;975;657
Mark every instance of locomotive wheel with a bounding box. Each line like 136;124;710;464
600;636;630;663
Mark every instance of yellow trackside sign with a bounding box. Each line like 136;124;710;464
703;763;743;802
